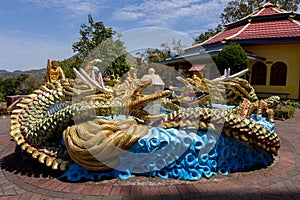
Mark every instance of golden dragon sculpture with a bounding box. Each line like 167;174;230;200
9;63;280;180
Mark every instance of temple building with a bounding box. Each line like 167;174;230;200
161;2;300;99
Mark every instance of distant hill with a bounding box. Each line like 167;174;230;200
0;68;45;78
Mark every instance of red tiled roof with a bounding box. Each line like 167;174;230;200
189;65;205;71
201;26;244;45
253;7;285;16
198;3;300;47
233;19;300;40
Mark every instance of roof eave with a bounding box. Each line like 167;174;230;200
229;37;300;45
202;37;300;47
158;49;266;65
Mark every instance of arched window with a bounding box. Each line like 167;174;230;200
251;62;267;85
270;62;287;86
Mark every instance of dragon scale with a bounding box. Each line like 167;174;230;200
10;68;281;177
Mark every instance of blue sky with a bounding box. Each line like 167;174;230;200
0;0;231;71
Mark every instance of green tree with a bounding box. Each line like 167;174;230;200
134;40;184;86
194;24;223;44
17;74;43;94
0;74;44;102
136;39;184;63
72;15;115;58
72;14;130;79
0;77;17;98
0;77;5;101
138;48;171;63
59;55;83;79
216;43;248;76
16;74;30;86
220;0;300;25
85;35;130;79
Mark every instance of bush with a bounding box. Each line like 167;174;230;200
273;104;295;120
282;100;300;108
216;43;248;76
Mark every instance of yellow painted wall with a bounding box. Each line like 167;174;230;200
244;43;300;99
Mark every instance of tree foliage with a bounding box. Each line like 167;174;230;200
17;74;43;94
72;14;130;79
72;15;115;58
85;36;130;79
134;39;185;86
216;43;248;75
59;55;83;79
136;39;185;64
220;0;300;25
194;24;223;44
136;48;171;64
0;74;43;101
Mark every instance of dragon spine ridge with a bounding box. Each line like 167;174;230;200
10;69;281;172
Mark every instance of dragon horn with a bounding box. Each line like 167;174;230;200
213;68;249;81
73;68;113;93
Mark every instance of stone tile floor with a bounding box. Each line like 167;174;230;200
0;110;299;200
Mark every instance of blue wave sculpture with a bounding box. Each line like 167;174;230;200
60;116;274;182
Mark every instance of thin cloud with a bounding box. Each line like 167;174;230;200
22;0;108;16
116;11;145;20
113;0;230;28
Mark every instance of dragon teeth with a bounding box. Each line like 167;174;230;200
26;146;35;154
59;161;70;171
38;153;48;164
45;156;55;167
21;143;30;151
10;114;19;120
10;119;20;128
10;123;20;131
10;129;21;140
51;159;61;170
32;150;39;159
16;137;25;145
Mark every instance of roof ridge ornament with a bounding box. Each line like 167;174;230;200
260;2;277;9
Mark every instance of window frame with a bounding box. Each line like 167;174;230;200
270;62;287;86
251;62;267;85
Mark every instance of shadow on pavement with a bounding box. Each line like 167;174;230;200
0;145;64;179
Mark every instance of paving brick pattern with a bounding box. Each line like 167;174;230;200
0;110;299;200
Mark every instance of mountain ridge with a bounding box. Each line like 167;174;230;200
0;68;45;78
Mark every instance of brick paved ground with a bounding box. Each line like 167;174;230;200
0;110;299;200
